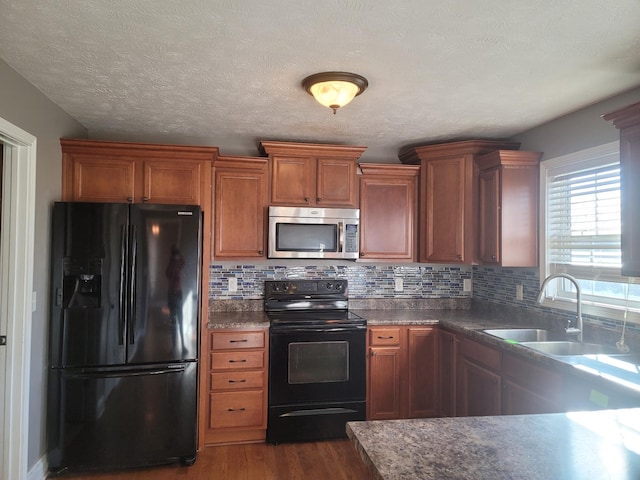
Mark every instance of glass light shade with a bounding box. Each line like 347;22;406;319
308;80;360;111
302;72;368;114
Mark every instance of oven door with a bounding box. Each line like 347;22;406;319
268;325;366;406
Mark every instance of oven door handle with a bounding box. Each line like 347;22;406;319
271;326;366;334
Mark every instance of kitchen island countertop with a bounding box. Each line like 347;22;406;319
347;408;640;479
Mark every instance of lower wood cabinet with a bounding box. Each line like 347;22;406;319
502;353;563;415
367;326;438;420
204;328;268;445
438;328;457;417
457;336;502;417
456;334;566;417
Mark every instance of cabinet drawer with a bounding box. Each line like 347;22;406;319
460;337;501;372
211;370;265;391
209;390;265;429
211;331;265;350
369;327;402;346
211;350;264;370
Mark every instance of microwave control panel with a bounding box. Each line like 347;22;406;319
344;224;359;253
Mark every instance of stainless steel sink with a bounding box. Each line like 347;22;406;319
483;328;557;342
519;341;619;356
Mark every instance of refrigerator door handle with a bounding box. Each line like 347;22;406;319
65;365;187;379
119;225;128;345
128;224;137;345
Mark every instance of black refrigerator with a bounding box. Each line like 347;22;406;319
47;202;202;475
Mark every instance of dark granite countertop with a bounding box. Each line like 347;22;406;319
207;310;268;329
347;408;640;479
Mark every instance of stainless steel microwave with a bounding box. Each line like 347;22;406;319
268;206;359;259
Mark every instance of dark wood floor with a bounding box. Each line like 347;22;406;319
58;440;374;480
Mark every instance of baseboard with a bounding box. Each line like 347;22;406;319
27;455;47;480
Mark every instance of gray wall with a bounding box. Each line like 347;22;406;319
510;87;640;159
0;59;86;469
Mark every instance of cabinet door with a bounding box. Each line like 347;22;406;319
359;166;417;260
502;353;563;415
457;358;502;416
423;156;469;263
407;327;438;418
457;337;502;417
620;124;640;276
270;155;315;205
316;157;358;207
438;329;457;417
478;167;500;264
66;154;137;202
142;159;203;205
368;346;403;420
214;158;268;258
603;103;640;276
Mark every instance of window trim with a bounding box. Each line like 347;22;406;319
539;140;640;324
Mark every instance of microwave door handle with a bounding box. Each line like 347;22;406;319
338;222;344;253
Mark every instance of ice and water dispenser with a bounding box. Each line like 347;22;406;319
61;257;102;308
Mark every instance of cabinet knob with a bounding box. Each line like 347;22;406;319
127;197;133;203
258;250;264;255
304;197;310;203
360;252;365;257
371;351;377;357
142;196;149;202
457;254;462;259
492;255;497;260
317;197;322;202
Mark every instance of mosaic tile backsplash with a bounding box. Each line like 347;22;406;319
208;262;638;337
209;263;473;300
473;266;640;337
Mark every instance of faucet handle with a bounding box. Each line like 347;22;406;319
565;327;581;336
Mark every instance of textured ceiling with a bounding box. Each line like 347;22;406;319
1;0;639;161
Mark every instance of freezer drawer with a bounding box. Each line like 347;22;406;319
47;361;197;474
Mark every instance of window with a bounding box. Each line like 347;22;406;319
540;141;640;323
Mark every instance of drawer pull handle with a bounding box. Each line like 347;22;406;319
229;359;247;363
229;379;247;383
377;336;395;339
227;408;246;412
230;339;248;343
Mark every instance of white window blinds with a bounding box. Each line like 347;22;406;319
547;162;621;280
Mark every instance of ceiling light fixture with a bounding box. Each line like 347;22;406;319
302;71;368;114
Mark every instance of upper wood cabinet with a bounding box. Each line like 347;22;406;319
359;164;419;261
400;140;520;264
213;156;268;259
61;139;217;205
259;141;366;208
603;101;640;277
475;150;542;267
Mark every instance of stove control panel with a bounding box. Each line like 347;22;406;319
264;279;348;298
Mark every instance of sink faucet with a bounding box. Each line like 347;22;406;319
536;273;583;343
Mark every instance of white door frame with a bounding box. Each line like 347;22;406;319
0;117;37;480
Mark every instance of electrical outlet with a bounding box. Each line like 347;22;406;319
516;284;524;301
463;279;472;292
228;277;238;293
394;278;404;292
